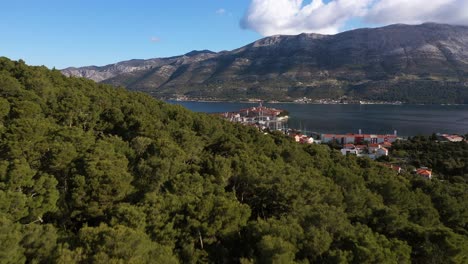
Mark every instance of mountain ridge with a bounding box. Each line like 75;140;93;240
62;23;468;103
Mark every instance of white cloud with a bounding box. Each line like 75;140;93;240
216;8;226;15
241;0;372;35
365;0;468;25
150;37;161;43
241;0;468;36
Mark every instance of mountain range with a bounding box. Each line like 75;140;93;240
62;23;468;104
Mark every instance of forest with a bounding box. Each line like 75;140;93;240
390;135;468;183
0;57;467;263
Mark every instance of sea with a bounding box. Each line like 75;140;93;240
167;101;468;137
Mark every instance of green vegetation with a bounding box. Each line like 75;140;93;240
349;80;468;104
391;136;468;182
1;57;467;263
152;79;468;104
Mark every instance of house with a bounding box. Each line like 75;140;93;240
293;134;301;142
343;144;355;149
292;134;314;144
383;164;402;174
300;136;314;144
437;133;464;142
321;134;346;144
391;165;402;174
355;145;367;150
340;143;389;159
321;131;398;145
416;168;433;179
376;147;389;158
341;144;360;156
382;141;393;148
238;104;283;118
368;143;381;152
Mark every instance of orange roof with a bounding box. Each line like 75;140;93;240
416;169;432;176
383;164;402;171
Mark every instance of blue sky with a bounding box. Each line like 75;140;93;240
1;0;464;69
1;0;259;68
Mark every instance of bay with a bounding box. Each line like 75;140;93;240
168;101;468;137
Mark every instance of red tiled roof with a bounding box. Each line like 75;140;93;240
416;169;432;177
323;133;398;139
383;163;402;172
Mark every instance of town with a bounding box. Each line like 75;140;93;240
218;104;466;181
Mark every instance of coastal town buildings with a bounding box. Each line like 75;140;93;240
321;131;398;145
217;106;459;181
292;134;315;144
218;103;289;131
340;143;390;159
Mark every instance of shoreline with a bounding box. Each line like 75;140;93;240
166;99;467;106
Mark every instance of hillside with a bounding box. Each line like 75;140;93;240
2;58;468;263
63;23;468;104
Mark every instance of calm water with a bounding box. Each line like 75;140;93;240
168;101;468;136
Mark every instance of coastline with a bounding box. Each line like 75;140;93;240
166;100;468;136
165;99;467;106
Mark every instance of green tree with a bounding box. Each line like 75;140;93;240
70;137;134;220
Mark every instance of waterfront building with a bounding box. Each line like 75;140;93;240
340;143;389;160
321;131;398;145
218;103;288;131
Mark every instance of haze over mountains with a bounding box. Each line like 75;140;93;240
63;23;468;104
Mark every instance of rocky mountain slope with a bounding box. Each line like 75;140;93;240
62;23;468;103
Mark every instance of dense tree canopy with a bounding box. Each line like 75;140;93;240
0;57;467;263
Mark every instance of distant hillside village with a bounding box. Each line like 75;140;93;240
218;104;466;181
